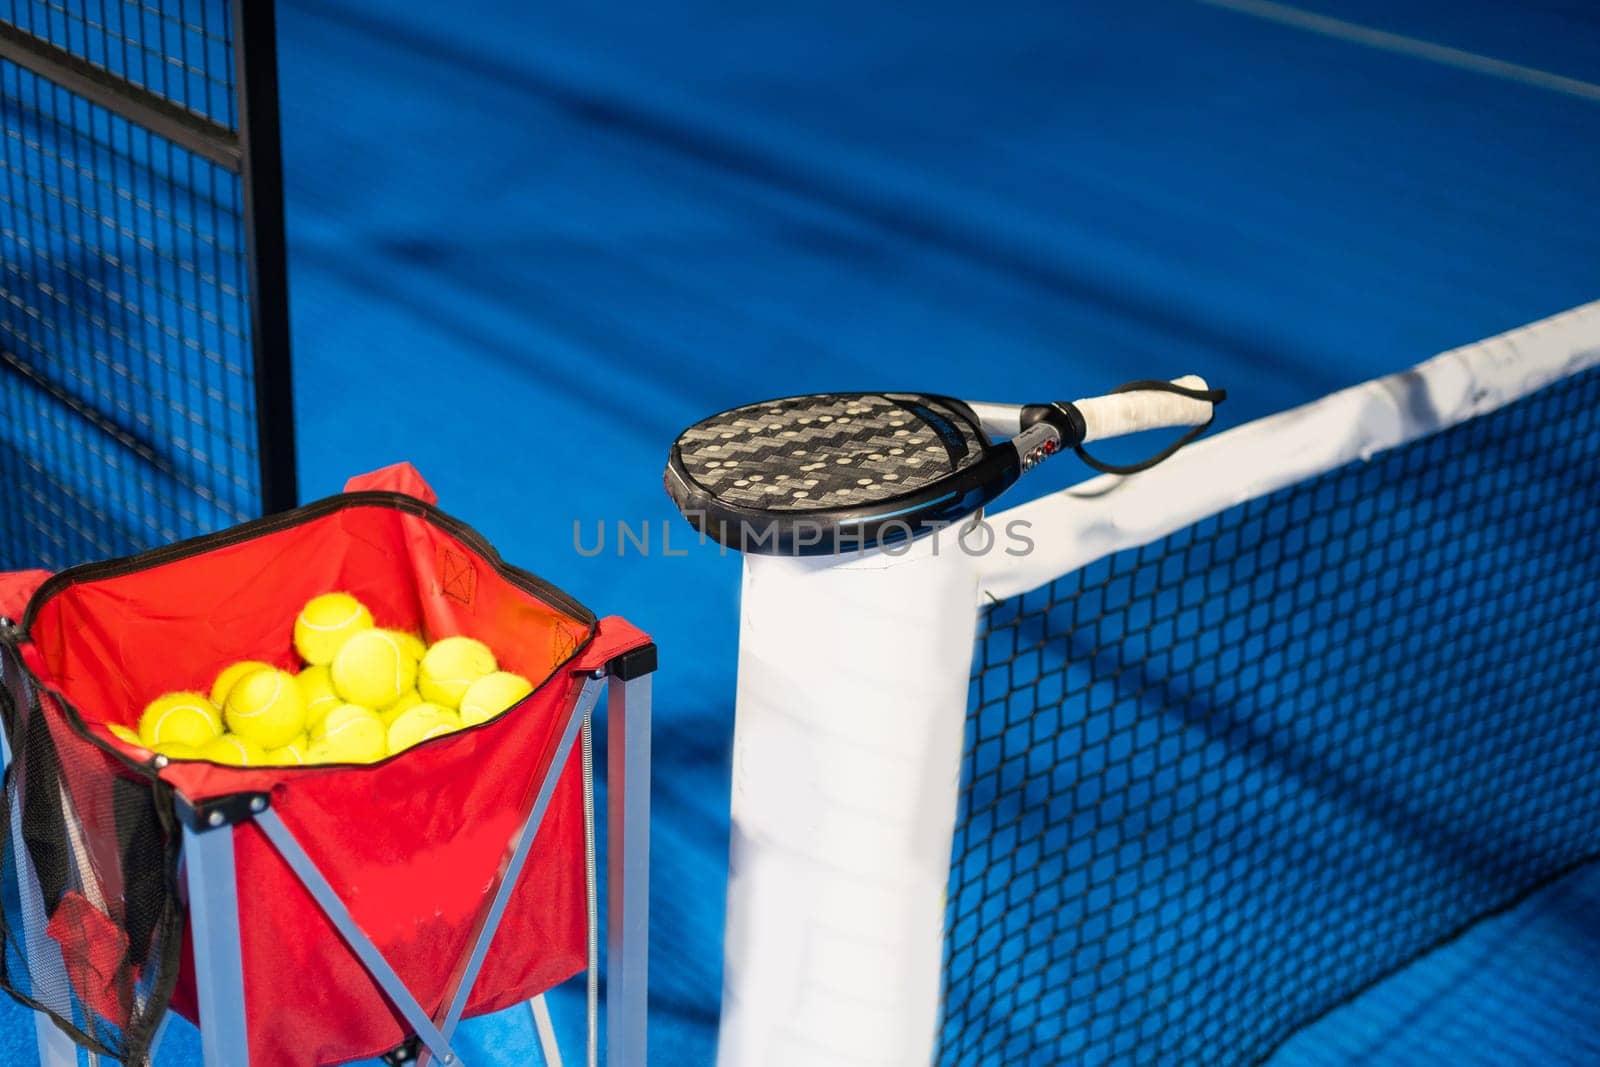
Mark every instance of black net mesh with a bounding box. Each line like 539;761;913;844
1;0;268;572
941;368;1600;1065
2;0;236;123
0;635;184;1065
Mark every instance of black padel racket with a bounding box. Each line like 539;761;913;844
665;376;1225;556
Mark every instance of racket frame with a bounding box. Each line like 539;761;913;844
665;395;1054;556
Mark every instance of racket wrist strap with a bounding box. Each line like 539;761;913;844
1071;379;1228;475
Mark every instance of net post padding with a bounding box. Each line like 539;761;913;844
980;300;1600;601
721;528;979;1067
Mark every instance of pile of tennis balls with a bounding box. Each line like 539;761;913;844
120;592;534;767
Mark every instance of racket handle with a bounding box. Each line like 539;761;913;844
972;376;1223;445
1068;375;1217;443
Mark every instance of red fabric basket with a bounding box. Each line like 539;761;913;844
0;465;649;1065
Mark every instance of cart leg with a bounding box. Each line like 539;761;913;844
32;1015;78;1067
531;993;564;1067
0;720;80;1067
17;815;79;1067
607;650;653;1067
183;820;249;1066
147;1012;173;1063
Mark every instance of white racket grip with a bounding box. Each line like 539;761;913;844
1075;374;1214;444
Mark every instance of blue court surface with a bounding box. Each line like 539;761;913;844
6;0;1600;1062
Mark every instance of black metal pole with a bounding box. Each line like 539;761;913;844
234;0;298;514
0;23;241;170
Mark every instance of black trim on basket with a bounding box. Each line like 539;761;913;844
609;643;658;681
17;490;601;775
22;490;595;631
173;791;270;832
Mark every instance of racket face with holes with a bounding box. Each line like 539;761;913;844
665;392;1020;555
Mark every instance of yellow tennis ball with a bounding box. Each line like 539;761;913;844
418;637;497;709
154;741;200;761
107;723;146;748
309;703;387;763
293;592;374;665
224;668;307;749
267;736;310;766
379;689;424;726
138;692;222;749
393;631;427;662
386;703;461;754
332;629;418;708
459;671;533;727
199;734;268;767
210;660;273;708
295;665;342;731
312;702;380;741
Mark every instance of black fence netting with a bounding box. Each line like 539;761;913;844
0;0;288;572
0;632;184;1065
941;367;1600;1065
2;0;238;124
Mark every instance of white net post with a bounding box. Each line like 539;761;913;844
718;527;980;1067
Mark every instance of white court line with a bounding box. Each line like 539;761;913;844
1198;0;1600;103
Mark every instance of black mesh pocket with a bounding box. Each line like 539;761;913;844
0;634;184;1065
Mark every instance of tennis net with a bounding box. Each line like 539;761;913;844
945;333;1600;1065
0;0;293;572
718;302;1600;1066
